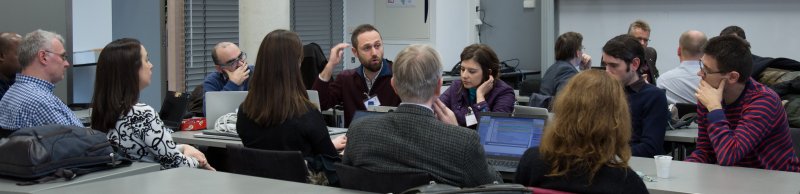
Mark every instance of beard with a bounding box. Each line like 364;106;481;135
358;54;382;72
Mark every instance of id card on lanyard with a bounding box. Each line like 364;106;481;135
364;94;381;108
465;107;478;127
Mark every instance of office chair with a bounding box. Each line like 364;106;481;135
789;128;800;155
226;144;309;183
334;163;432;193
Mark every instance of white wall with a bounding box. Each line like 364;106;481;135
239;0;291;65
73;0;112;52
558;0;800;73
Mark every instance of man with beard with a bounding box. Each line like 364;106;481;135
0;32;22;99
313;24;401;127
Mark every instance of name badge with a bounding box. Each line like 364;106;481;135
364;95;382;108
465;107;478;127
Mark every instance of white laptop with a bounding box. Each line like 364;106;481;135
205;91;248;127
307;90;321;111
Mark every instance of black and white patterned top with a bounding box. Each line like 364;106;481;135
107;103;199;169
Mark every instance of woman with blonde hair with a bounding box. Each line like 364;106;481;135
514;70;647;193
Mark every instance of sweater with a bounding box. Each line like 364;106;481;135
687;78;800;172
626;79;669;157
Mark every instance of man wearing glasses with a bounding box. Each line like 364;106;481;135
687;35;800;172
203;42;253;95
628;20;659;85
602;34;669;158
0;29;82;130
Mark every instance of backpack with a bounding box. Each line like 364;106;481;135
0;124;130;185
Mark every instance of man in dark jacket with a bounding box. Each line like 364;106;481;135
313;24;401;127
628;20;659;84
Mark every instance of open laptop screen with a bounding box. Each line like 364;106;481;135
477;113;546;158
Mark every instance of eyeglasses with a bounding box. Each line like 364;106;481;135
222;52;246;67
636;37;651;43
700;60;726;76
43;50;68;61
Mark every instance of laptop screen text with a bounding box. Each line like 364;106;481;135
478;115;545;158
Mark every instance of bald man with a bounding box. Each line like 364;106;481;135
656;30;708;104
0;32;22;99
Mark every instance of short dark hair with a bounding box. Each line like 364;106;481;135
460;44;500;80
720;25;746;40
703;35;752;83
350;24;380;47
602;34;644;72
91;38;144;132
555;32;583;61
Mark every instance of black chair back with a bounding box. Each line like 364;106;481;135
789;128;800;155
335;163;431;193
159;91;190;128
226;144;309;183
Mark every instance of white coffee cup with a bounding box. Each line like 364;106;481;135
654;155;673;178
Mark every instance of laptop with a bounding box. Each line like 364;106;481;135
477;112;547;173
307;90;321;111
512;105;549;117
195;91;248;140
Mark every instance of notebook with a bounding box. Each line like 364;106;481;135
477;112;547;173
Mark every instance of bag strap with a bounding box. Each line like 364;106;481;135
16;160;132;186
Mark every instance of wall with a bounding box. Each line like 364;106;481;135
558;0;800;73
113;0;163;110
240;0;291;65
71;0;112;104
0;0;70;102
479;0;541;72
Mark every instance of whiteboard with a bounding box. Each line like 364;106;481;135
558;0;800;73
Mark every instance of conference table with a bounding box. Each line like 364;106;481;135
172;127;346;148
35;168;371;194
629;157;800;194
0;162;160;194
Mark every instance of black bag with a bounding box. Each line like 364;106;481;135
0;124;130;185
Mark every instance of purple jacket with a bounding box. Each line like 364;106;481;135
439;80;516;127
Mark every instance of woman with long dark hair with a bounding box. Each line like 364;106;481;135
91;38;213;170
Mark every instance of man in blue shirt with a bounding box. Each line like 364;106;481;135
0;30;82;130
202;42;253;113
602;34;669;157
0;32;22;100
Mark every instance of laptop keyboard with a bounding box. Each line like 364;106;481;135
488;159;519;171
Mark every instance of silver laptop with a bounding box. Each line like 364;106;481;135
477;112;547;173
513;105;549;116
307;90;321;111
195;91;248;140
205;91;248;127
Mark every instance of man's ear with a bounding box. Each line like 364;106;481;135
630;57;641;72
728;71;741;84
390;77;398;95
434;77;443;96
351;47;358;57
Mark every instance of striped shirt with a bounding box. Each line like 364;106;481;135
687;78;800;172
0;74;82;130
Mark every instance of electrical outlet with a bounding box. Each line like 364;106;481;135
351;57;355;63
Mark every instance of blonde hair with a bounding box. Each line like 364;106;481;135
539;70;632;183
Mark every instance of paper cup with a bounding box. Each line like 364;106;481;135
654;155;673;179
